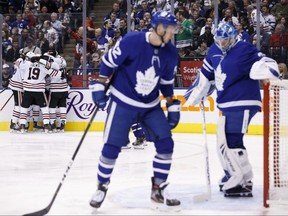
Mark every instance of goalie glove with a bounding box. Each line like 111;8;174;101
184;72;215;106
250;57;280;80
89;79;109;110
166;99;181;129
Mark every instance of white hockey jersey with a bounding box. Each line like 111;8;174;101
21;59;61;92
49;55;70;92
9;58;25;92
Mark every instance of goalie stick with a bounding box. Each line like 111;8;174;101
193;101;211;202
23;76;113;216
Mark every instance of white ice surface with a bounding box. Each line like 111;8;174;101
0;131;287;215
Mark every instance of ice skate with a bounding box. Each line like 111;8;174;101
20;124;26;134
44;124;51;134
224;181;253;197
33;122;43;132
132;135;146;149
150;177;181;212
10;121;20;132
57;120;65;132
90;182;109;209
50;121;57;133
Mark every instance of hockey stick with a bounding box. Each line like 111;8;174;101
0;87;8;94
0;93;13;111
193;101;211;202
23;78;112;216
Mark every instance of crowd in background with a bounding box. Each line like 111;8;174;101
1;0;288;86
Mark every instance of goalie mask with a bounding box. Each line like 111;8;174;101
214;22;238;54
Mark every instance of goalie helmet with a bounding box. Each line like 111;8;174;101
214;22;238;54
151;10;178;32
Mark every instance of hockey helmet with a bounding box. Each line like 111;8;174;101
25;51;37;60
151;10;178;33
42;53;55;62
214;22;238;53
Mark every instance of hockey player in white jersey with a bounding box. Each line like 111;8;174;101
45;51;70;132
8;55;25;132
19;51;61;133
184;22;280;197
89;11;181;211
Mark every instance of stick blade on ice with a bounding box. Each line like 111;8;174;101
193;193;211;203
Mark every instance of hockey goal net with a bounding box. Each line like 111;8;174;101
263;80;288;207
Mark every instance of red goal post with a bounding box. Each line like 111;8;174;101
263;80;288;207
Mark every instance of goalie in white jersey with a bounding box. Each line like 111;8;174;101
19;51;61;133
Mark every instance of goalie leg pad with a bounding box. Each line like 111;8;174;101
221;148;253;191
216;116;253;191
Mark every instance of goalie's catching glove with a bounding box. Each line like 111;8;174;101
89;79;109;110
167;99;181;129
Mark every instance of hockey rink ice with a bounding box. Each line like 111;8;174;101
0;131;287;215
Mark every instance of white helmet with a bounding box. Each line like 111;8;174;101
25;51;36;60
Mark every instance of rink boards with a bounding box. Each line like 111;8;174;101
0;89;264;134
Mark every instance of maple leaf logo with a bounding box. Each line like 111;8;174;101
215;64;226;91
135;66;159;96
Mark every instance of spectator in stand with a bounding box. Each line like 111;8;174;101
40;5;51;21
269;23;288;63
92;28;108;53
271;0;288;21
101;19;114;41
5;40;20;71
22;36;42;55
40;0;58;13
4;15;14;32
190;9;206;38
277;16;288;32
279;62;288;79
68;26;97;68
225;0;239;19
119;18;127;37
113;28;122;43
90;50;102;70
199;17;215;36
135;19;149;32
19;28;31;49
175;10;193;51
12;12;29;34
236;22;251;42
11;27;21;44
86;12;96;38
239;15;254;36
43;20;59;51
75;56;94;75
35;30;50;54
221;8;239;26
143;12;152;29
135;0;152;25
2;64;11;88
109;12;121;29
23;7;35;29
261;5;276;33
198;25;214;47
2;30;13;62
51;12;66;53
104;2;125;20
24;0;40;15
7;5;17;22
192;40;209;58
